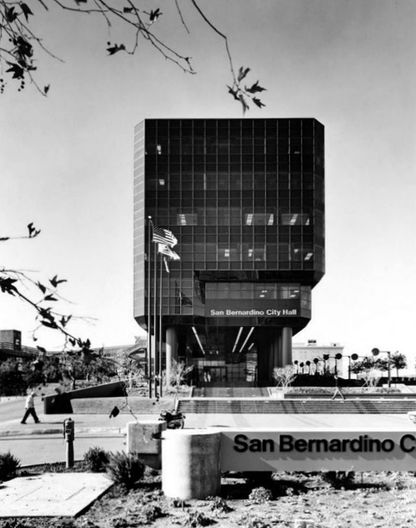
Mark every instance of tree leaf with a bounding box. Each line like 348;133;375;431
36;281;47;294
50;275;67;288
40;320;58;329
38;307;53;320
106;44;126;55
149;8;162;22
27;222;41;238
237;66;250;82
60;315;72;327
252;97;265;108
227;85;239;101
20;3;33;22
5;7;18;22
44;294;58;302
6;63;24;80
0;277;18;294
245;81;266;94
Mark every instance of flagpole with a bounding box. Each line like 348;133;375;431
159;252;163;398
153;240;158;398
147;216;152;399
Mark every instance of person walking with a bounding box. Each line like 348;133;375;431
331;374;345;401
21;391;40;424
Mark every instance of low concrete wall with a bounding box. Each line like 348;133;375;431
161;426;416;499
127;420;167;469
43;381;127;414
71;397;175;414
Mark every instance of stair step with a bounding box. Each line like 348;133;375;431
177;399;416;414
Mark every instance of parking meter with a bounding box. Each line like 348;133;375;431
63;418;75;440
63;418;75;468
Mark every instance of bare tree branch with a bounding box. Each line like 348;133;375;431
0;1;265;111
175;0;190;35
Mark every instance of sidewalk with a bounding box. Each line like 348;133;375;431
0;411;157;438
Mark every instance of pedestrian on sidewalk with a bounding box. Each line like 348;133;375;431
21;391;40;424
331;374;345;401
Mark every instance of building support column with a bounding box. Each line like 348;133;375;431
281;326;292;366
165;327;178;387
277;331;283;368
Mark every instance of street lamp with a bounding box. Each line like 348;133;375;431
347;353;359;380
372;347;391;389
322;353;329;374
293;360;299;374
322;353;343;375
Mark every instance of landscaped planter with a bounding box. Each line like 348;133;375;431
269;388;286;399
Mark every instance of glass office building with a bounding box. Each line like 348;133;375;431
133;118;325;386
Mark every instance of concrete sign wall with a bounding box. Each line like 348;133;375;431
220;429;416;472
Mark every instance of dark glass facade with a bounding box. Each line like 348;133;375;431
133;118;325;386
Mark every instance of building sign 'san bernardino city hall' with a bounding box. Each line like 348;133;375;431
208;308;298;317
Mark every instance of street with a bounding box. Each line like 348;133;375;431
0;398;26;422
0;398;126;466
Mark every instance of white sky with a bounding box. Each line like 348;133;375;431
0;1;415;363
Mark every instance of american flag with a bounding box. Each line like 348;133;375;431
158;244;180;260
152;225;177;247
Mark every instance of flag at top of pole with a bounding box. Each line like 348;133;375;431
152;224;178;247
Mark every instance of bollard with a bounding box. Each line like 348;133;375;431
63;418;75;468
162;429;222;499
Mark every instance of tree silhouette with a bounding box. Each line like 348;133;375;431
1;222;93;357
273;365;297;390
390;352;407;378
0;0;266;112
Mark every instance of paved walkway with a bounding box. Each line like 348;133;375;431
0;411;144;438
0;473;112;518
1;410;415;438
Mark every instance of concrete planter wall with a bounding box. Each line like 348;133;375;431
127;420;167;469
269;388;286;399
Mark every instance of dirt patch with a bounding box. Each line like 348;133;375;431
2;466;416;527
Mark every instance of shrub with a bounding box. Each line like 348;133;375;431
136;503;165;523
183;510;215;527
387;471;413;490
321;470;355;488
83;446;110;472
0;366;26;396
247;486;272;504
170;498;188;508
0;452;20;481
106;451;144;489
206;496;233;513
237;513;272;528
